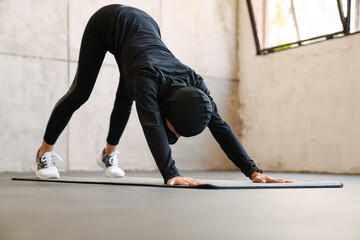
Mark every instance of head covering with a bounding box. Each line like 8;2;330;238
164;87;212;139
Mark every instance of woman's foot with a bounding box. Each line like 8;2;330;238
97;149;125;178
34;151;62;179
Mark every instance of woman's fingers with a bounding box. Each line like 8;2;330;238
264;176;285;183
253;175;266;183
252;174;294;183
182;178;203;186
169;175;293;185
167;176;204;186
183;177;204;186
178;179;189;185
193;179;204;185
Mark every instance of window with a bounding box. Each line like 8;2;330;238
247;0;360;54
340;0;360;33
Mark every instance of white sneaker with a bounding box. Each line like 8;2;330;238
34;151;63;179
97;150;125;178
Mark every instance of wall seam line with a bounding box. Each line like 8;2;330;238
159;0;162;28
0;52;117;67
235;0;245;141
66;0;70;171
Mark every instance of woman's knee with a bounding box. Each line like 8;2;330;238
58;91;90;111
73;94;91;109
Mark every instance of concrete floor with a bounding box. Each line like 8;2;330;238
0;171;359;240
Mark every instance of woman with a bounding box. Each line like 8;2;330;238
34;4;292;185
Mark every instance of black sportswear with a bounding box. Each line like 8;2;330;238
43;4;258;183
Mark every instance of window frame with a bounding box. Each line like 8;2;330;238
247;0;360;55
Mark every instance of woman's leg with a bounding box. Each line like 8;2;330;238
105;79;133;154
98;81;132;177
42;21;107;148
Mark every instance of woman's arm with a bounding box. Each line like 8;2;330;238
133;75;181;183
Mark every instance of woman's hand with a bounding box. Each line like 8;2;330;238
167;176;204;186
251;171;293;183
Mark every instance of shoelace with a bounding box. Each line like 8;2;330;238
107;151;120;167
40;151;64;168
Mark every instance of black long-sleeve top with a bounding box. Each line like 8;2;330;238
92;4;257;183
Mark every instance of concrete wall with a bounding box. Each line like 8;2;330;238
0;0;239;173
238;0;360;174
4;0;357;175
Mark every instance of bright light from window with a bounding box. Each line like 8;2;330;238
350;0;360;32
293;0;343;39
339;0;360;33
249;0;346;53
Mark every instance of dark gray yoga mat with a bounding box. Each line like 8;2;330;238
11;176;343;189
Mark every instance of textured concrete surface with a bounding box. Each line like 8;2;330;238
238;1;360;174
0;171;359;240
161;0;238;79
0;0;67;59
0;54;68;172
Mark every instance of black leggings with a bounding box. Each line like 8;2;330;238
43;19;133;146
